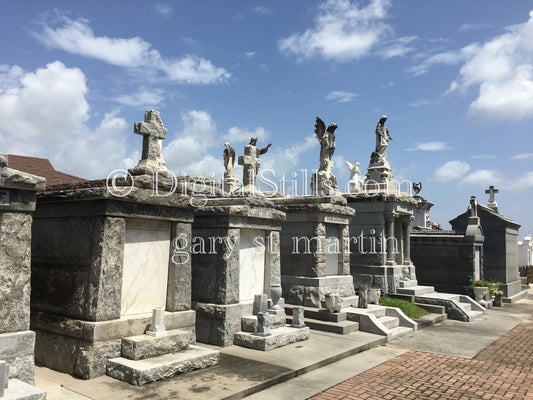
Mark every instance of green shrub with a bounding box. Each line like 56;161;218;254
378;296;430;319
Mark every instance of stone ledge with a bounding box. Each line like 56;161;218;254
233;326;310;351
30;310;195;341
121;329;190;360
106;345;219;386
281;275;354;287
241;315;286;333
2;379;46;400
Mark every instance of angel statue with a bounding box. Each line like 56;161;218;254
222;142;240;193
345;159;363;193
370;115;393;165
311;117;339;196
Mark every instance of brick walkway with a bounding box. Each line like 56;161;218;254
311;318;533;400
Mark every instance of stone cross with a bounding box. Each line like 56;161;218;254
129;110;168;176
147;307;167;337
485;186;498;203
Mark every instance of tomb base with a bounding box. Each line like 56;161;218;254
194;301;254;347
282;275;358;308
0;331;36;385
31;310;195;379
1;379;46;400
106;345;219;386
352;264;415;294
233;326;310;351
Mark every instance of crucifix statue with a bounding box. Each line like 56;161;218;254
485;185;499;213
129;110;169;177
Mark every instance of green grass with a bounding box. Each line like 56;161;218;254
378;296;430;319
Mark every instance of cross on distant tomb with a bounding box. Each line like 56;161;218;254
129;110;168;176
485;185;499;213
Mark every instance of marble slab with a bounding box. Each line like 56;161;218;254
325;225;340;275
239;229;266;301
121;219;171;316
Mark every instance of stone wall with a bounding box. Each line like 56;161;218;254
411;232;481;295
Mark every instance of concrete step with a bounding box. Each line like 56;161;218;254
286;316;358;335
414;303;446;314
121;329;190;360
388;326;414;341
366;305;386;318
285;305;347;323
415;313;447;329
398;279;418;288
468;310;485;320
378;316;399;330
460;303;472;312
106;345;219;386
396;285;435;296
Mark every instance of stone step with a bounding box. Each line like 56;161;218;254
378;316;399;330
233;326;310;351
366;305;387;318
106;345;219;386
286;316;358;335
414;303;446;314
396;286;436;296
398;279;418;288
461;303;472;312
285;305;347;323
468;310;485;320
388;326;414;341
121;329;190;360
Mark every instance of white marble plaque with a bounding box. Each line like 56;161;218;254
325;225;340;275
121;219;171;316
239;229;266;301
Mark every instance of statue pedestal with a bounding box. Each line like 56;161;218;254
363;163;396;194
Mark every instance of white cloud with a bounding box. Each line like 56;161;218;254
224;126;271;144
113;88;165;108
155;4;173;18
469;154;497;160
408;99;437;107
460;169;504;186
279;0;413;62
407;141;450;151
245;51;256;58
509;171;533;190
434;160;470;182
413;11;533;121
0;61;133;179
512;153;533;160
164;110;219;175
458;23;492;33
261;135;318;182
325;90;359;103
32;13;230;85
254;6;274;16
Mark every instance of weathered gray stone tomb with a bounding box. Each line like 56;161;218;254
0;154;47;399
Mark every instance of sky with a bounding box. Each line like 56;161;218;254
1;0;533;233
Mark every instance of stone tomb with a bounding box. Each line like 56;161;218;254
450;197;526;302
345;192;418;294
412;196;485;295
271;195;357;308
29;175;218;383
0;154;47;399
191;196;304;347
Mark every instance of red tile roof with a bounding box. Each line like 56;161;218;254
7;154;87;186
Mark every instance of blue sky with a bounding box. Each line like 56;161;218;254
1;0;533;233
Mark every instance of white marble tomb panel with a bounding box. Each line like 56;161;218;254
121;218;171;316
239;229;266;301
325;225;340;275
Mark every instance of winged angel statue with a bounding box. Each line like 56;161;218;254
311;117;339;196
